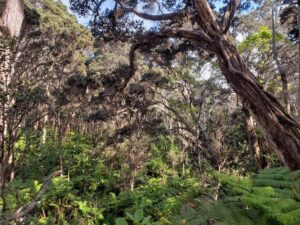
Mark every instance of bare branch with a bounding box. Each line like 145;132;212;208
12;170;63;223
193;0;220;32
222;0;239;34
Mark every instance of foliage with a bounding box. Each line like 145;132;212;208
4;132;200;224
116;209;160;225
175;167;300;225
238;26;284;53
147;135;182;177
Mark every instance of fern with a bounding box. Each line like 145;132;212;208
174;167;300;225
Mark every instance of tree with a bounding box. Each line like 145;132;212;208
70;0;300;170
280;0;300;121
0;0;93;216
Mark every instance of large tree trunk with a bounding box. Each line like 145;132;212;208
216;37;300;170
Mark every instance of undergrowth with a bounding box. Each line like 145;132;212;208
175;167;300;225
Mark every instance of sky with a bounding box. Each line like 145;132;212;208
59;0;244;41
60;0;159;28
60;0;90;25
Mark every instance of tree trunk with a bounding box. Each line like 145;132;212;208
0;0;25;201
130;176;135;191
297;0;300;122
0;41;12;201
42;114;48;144
243;106;262;169
57;115;67;174
215;37;300;170
0;0;24;37
272;8;291;114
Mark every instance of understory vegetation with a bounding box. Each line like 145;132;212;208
2;131;300;224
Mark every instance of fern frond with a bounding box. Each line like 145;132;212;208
175;167;300;225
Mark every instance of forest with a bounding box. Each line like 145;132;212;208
0;0;300;224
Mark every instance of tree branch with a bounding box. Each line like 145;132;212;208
193;0;220;32
222;0;239;34
117;1;191;21
116;28;212;95
121;7;189;21
12;170;63;222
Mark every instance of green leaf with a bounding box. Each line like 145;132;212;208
116;218;129;225
125;212;135;221
142;216;152;224
134;209;144;222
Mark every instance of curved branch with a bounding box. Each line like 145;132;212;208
222;0;239;34
121;7;190;21
12;170;63;222
117;0;191;21
117;28;213;94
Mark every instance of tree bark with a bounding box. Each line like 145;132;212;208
243;105;262;169
297;0;300;122
216;37;300;170
0;0;24;36
0;0;25;204
0;39;13;207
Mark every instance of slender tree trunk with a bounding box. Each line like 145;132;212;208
297;0;300;121
272;8;290;114
243;105;262;169
0;43;12;205
0;164;6;212
215;37;300;170
6;143;15;182
130;176;135;191
57;116;64;173
42;85;50;144
0;0;25;205
42;115;48;144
